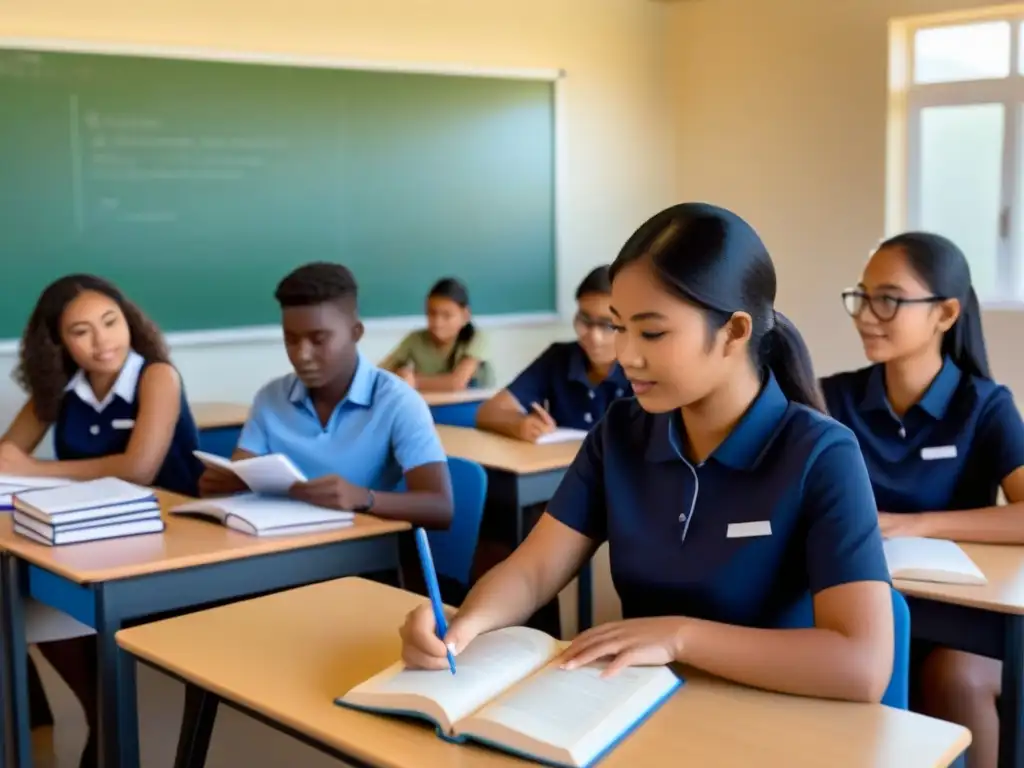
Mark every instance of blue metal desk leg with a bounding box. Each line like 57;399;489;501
999;615;1024;768
95;584;139;768
1;554;31;768
173;683;219;768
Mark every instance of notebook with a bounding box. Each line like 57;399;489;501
193;451;307;495
336;626;681;768
14;516;164;546
0;475;74;509
13;477;158;526
535;428;588;446
170;493;355;536
884;537;987;586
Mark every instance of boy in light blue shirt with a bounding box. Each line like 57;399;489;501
199;262;453;528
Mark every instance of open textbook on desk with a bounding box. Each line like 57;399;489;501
337;626;681;768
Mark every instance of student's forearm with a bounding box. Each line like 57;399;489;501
31;455;156;485
909;504;1024;544
679;620;889;703
369;490;453;529
456;556;552;635
476;405;527;439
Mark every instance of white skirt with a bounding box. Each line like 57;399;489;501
24;598;95;644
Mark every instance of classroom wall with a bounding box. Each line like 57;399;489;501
666;0;1024;395
0;0;676;417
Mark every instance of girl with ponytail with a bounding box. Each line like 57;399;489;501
398;203;895;705
380;277;493;391
821;232;1024;768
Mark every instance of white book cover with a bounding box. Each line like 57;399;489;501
193;451;307;495
884;537;987;586
171;493;354;537
14;477;155;517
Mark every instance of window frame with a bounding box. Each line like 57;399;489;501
890;7;1024;306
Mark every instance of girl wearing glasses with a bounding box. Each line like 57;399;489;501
403;203;894;704
476;266;631;442
821;232;1024;768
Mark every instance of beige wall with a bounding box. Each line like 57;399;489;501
667;0;1024;394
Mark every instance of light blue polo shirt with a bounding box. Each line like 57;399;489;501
238;354;446;490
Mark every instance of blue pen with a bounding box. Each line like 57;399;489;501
414;528;457;675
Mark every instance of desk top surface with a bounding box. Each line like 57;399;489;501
0;492;407;584
895;542;1024;615
116;578;969;768
436;426;581;475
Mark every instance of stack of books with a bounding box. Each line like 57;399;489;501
12;477;164;546
0;475;74;509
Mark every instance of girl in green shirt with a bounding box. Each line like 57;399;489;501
381;278;493;391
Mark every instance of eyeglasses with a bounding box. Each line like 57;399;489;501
573;312;617;335
841;289;946;322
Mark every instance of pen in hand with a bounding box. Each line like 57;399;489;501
414;528;456;675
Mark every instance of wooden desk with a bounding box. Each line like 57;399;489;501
116;578;971;768
435;425;592;632
0;492;408;768
894;543;1024;768
190;402;250;431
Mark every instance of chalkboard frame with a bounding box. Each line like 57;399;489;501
0;38;567;350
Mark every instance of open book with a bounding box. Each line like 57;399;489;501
336;626;681;768
170;493;354;536
884;537;987;586
194;451;306;495
535;428;588;446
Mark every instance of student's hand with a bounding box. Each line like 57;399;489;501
877;511;925;539
288;474;368;511
558;617;688;678
0;441;38;475
399;603;483;670
197;467;247;497
397;363;417;387
517;402;556;442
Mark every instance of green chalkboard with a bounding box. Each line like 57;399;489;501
0;48;556;337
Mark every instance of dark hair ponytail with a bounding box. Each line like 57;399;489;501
428;277;476;369
761;311;825;412
609;202;825;412
880;232;991;379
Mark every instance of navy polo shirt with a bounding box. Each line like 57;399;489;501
506;342;632;431
546;373;890;626
821;358;1024;513
55;350;203;496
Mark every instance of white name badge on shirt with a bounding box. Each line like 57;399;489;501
111;419;135;430
727;520;772;539
921;445;957;461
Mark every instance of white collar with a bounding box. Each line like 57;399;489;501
65;349;146;413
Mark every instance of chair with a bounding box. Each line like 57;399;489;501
428;457;488;600
196;426;241;458
775;587;910;709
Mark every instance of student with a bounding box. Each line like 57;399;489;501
476;266;631;441
380;277;493;392
198;262;453;529
821;232;1024;768
0;273;205;768
399;203;894;703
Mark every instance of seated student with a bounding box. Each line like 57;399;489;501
0;273;205;768
476;266;631;441
399;203;894;704
821;232;1024;768
380;277;493;392
198;262;453;529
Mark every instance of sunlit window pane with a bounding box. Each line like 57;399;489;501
914;22;1011;84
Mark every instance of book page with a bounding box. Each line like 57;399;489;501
233;454;307;495
884;537;986;585
535;428;587;445
458;663;679;766
342;626;560;731
193;451;237;472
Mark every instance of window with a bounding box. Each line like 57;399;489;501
890;9;1024;303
